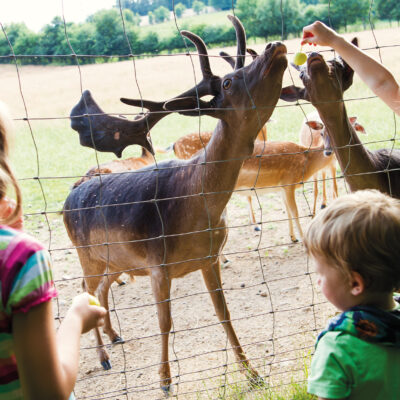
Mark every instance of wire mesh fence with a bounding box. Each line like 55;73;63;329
1;0;399;399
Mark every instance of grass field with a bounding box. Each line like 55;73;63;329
3;25;399;218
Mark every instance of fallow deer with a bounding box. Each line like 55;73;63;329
63;16;287;394
281;39;400;198
299;111;366;214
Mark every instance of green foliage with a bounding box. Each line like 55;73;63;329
174;3;186;18
302;4;329;26
321;0;370;31
154;5;170;23
193;0;205;15
375;0;400;23
210;0;236;11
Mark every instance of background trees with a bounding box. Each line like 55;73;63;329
0;0;395;65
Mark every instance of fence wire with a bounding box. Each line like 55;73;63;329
0;0;399;399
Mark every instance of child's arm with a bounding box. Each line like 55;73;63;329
302;21;400;116
13;293;106;400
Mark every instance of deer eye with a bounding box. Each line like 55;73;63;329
222;79;232;90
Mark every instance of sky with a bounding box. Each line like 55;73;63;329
0;0;116;32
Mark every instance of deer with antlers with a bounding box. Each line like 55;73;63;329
280;38;400;197
63;16;287;394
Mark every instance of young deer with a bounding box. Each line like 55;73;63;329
155;125;334;242
281;39;400;197
64;16;287;394
299;111;366;214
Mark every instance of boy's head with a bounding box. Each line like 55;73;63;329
304;190;400;295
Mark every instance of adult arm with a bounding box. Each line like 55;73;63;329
302;21;400;116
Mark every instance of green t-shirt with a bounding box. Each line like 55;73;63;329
308;331;400;399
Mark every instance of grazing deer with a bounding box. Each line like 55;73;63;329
63;16;287;394
280;39;400;198
299;111;366;214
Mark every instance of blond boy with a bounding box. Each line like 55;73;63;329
304;190;400;400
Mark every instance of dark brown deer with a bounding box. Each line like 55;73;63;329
280;39;400;198
63;16;287;394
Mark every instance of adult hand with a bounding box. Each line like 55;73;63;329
301;21;338;47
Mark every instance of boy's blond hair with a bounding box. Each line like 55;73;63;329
304;190;400;293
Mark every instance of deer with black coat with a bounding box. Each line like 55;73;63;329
63;16;287;394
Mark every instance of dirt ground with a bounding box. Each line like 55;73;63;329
32;178;344;400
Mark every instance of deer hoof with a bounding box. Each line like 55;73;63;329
248;374;266;389
221;258;231;268
161;384;173;397
112;336;125;344
290;237;299;243
101;360;112;370
321;204;327;209
254;225;261;232
118;280;127;286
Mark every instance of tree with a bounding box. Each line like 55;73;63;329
193;1;205;15
148;11;154;24
375;0;400;24
154;6;170;23
210;0;235;11
322;0;369;31
174;3;186;18
302;4;330;26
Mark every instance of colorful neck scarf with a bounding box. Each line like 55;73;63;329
317;299;400;348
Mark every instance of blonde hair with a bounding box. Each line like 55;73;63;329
304;190;400;293
0;102;22;226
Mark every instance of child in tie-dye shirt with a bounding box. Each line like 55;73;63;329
0;102;107;400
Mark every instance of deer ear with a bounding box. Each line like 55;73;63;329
280;85;309;102
306;121;323;131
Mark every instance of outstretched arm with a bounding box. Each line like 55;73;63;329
13;293;106;400
302;21;400;116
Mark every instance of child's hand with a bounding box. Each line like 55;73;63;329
301;21;338;47
0;197;24;230
70;293;107;334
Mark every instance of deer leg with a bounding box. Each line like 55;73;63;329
83;270;113;370
321;170;327;209
312;173;318;216
151;269;173;395
330;162;338;199
201;263;263;386
247;195;260;231
98;273;124;344
283;189;303;242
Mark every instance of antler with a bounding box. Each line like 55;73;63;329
70;15;247;157
70;90;166;158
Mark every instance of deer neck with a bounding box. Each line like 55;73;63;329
317;104;379;190
192;119;258;218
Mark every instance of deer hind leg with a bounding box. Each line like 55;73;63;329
247;195;261;231
321;170;328;209
330;162;338;199
98;272;124;344
282;188;303;242
201;262;263;386
151;268;173;395
312;173;319;216
80;256;113;370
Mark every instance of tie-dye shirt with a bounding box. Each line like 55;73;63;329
0;226;57;400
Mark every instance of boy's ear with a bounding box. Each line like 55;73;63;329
350;271;365;296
